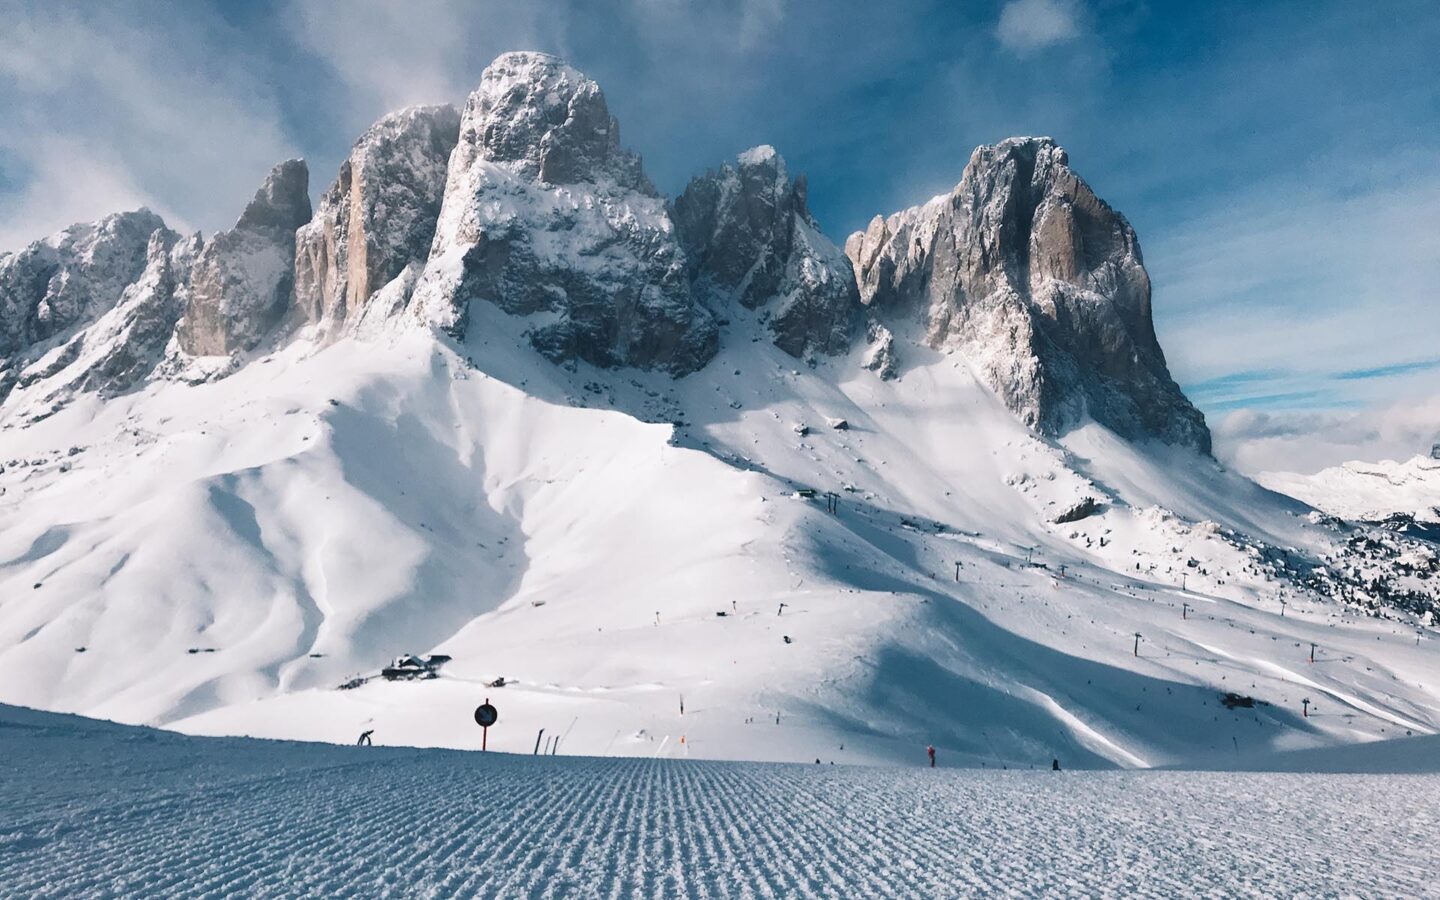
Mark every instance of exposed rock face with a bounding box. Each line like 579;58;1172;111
294;106;460;336
862;321;898;380
76;231;201;394
178;160;311;356
0;210;170;360
845;137;1209;452
11;231;202;407
1053;496;1102;524
464;53;650;192
412;52;717;375
673;146;858;359
3;61;1211;448
0;210;172;401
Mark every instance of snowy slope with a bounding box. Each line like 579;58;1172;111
1260;455;1440;525
5;300;1439;770
4;703;1438;897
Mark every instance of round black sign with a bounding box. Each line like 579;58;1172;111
474;703;498;727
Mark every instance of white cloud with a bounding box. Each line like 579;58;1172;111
1150;172;1440;414
286;0;557;116
736;0;786;49
996;0;1080;53
1213;394;1440;476
0;7;295;251
0;138;187;251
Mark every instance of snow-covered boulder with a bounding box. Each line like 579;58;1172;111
846;137;1209;451
412;52;717;375
294;106;460;338
177;159;311;356
1053;496;1102;524
672;145;859;359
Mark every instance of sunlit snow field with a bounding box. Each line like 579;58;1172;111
6;324;1439;773
4;704;1438;898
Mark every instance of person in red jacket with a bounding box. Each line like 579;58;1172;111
927;745;936;767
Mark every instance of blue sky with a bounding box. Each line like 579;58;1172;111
1;0;1436;471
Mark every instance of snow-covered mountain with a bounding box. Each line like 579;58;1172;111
2;52;1437;768
845;137;1209;451
1260;455;1440;528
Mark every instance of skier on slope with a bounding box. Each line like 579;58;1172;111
927;745;936;768
357;729;374;746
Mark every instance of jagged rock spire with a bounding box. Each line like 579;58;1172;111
846;137;1210;452
673;145;859;359
412;52;717;375
178;159;311;356
294;105;460;337
0;210;170;359
461;51;650;191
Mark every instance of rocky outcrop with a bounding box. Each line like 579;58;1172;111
72;231;201;394
0;210;172;401
862;320;898;380
412;52;717;375
462;52;651;192
178;160;311;356
0;210;170;360
846;137;1210;452
1053;496;1102;524
294;106;460;337
10;231;202;407
673;145;858;359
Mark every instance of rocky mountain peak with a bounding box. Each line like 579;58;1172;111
234;158;312;241
6;59;1206;456
0;208;170;370
847;136;1210;452
411;54;716;375
673;145;857;358
463;51;649;192
295;106;460;336
177;159;311;357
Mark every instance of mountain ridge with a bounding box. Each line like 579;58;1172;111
1;52;1436;767
3;53;1204;455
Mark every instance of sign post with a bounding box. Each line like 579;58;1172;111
474;699;498;751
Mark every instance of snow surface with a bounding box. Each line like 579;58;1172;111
4;302;1438;772
3;703;1437;897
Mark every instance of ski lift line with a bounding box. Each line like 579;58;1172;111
1198;641;1433;734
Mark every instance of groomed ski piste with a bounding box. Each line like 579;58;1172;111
4;703;1439;898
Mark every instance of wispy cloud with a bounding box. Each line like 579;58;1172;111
286;0;558;119
0;5;296;249
1152;171;1440;415
1185;369;1290;397
1205;392;1338;414
996;0;1081;54
1334;358;1440;382
1214;394;1440;475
